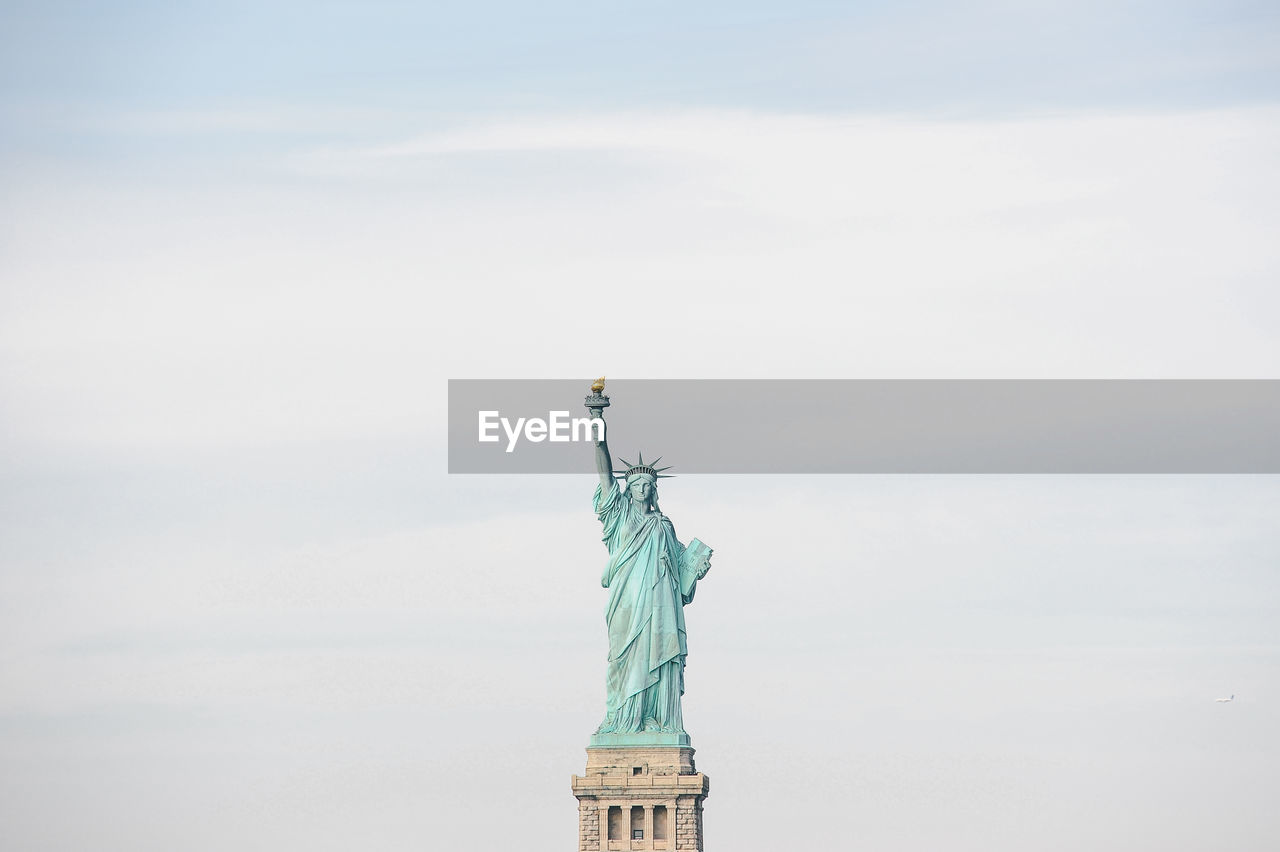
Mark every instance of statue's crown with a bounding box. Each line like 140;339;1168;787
616;451;674;480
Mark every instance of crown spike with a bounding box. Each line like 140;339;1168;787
617;451;675;481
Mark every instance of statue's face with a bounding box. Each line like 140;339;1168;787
628;478;653;504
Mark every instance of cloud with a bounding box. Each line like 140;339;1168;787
2;106;1278;458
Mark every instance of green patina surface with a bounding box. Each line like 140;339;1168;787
586;388;713;740
588;731;692;748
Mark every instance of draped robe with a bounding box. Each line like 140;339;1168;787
593;480;701;734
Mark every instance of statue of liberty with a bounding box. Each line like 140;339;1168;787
585;380;713;737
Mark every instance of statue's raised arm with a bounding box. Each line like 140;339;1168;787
592;416;613;496
585;377;613;495
594;440;614;496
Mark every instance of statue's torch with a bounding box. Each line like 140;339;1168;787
585;376;610;420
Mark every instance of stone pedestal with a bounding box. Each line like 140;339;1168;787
571;744;709;852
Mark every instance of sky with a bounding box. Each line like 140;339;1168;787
1;2;1278;850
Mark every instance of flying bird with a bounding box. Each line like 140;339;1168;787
1215;694;1235;703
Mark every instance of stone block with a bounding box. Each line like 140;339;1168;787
573;745;708;851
